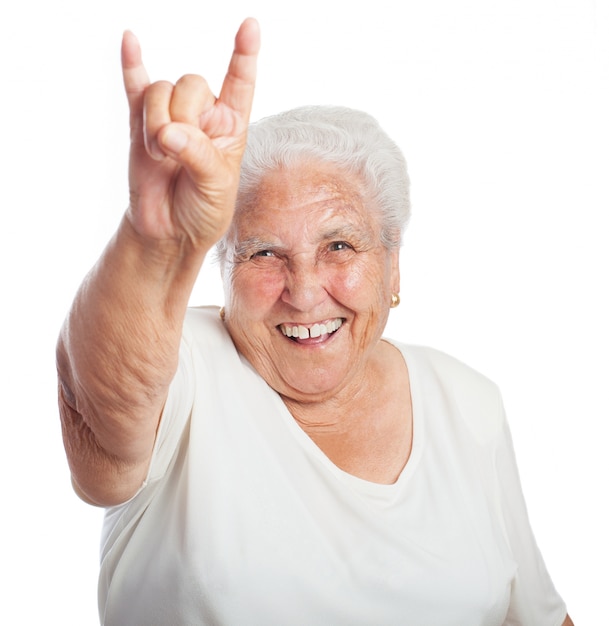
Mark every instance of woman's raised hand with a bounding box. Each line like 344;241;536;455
121;18;260;250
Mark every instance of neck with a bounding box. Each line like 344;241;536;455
281;341;413;484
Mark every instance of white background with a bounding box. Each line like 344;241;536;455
2;0;607;623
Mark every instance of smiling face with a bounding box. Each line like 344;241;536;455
221;161;400;404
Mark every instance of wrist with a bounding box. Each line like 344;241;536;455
119;213;209;273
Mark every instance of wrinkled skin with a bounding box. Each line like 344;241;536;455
223;162;400;409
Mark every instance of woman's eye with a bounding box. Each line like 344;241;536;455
329;241;353;252
251;250;275;258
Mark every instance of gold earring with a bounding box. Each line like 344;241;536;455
390;293;400;308
219;307;225;321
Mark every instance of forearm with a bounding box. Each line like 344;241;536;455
57;216;207;504
58;19;259;505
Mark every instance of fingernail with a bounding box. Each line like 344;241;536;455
161;127;188;154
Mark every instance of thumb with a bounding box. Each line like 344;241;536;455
158;123;191;155
157;122;222;184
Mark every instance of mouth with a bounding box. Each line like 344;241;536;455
278;318;344;343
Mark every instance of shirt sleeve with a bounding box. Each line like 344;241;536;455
144;329;195;485
100;323;197;585
495;412;568;625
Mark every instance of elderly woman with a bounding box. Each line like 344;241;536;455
56;19;573;626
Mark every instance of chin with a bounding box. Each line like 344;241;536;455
277;368;351;402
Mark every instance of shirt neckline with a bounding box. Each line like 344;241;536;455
273;340;426;504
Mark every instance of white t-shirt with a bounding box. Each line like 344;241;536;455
98;307;567;625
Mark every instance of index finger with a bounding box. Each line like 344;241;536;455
218;18;261;120
121;30;151;122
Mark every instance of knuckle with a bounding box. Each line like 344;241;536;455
175;74;209;92
143;81;174;115
171;75;215;124
146;79;174;96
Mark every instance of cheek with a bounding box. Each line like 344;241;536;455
333;259;390;304
228;268;285;313
338;270;366;298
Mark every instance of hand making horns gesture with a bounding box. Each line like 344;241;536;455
120;18;260;250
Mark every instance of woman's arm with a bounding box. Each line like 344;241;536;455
562;614;574;625
57;20;260;506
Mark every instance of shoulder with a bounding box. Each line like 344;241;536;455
184;305;225;333
407;344;498;393
393;342;505;445
179;306;251;382
181;306;233;351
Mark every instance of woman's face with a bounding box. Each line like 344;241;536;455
222;162;400;403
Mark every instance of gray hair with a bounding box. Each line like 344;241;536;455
216;105;410;261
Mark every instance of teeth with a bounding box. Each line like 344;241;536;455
280;319;343;339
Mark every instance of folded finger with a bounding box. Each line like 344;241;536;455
143;80;174;160
170;74;217;127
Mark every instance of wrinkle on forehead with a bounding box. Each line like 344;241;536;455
232;163;381;243
238;162;368;214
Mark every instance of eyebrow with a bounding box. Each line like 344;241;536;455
230;237;282;261
320;224;374;245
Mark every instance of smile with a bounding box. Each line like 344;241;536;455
279;318;344;341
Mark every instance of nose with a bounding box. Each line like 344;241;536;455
281;255;328;312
